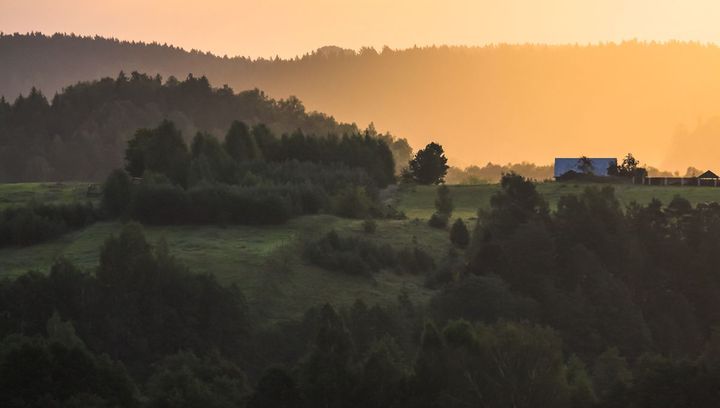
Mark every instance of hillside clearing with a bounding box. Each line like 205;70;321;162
4;181;720;321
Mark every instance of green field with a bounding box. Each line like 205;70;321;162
4;181;720;322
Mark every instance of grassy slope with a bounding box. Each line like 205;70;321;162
3;181;720;322
0;210;440;322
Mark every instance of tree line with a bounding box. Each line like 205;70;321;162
101;118;398;226
0;71;412;182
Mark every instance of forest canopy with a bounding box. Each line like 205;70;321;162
0;70;411;182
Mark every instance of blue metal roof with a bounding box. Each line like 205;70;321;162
554;158;617;178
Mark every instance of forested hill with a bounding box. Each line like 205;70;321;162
0;33;228;101
6;33;720;170
0;72;411;182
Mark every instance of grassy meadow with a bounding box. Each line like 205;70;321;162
4;181;720;322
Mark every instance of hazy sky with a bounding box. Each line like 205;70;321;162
3;0;720;58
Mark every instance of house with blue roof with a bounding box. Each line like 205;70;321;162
554;158;617;179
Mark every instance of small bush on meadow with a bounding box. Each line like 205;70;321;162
303;230;398;276
363;218;377;234
428;212;449;229
450;218;470;248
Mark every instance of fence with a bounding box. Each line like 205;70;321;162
641;177;720;187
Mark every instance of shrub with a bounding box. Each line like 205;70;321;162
363;218;377;234
304;230;397;276
450;218;470;248
428;212;449;229
0;203;96;247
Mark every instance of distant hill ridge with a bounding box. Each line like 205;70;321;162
4;33;720;170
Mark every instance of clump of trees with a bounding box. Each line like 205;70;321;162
123;119;395;189
615;152;648;179
465;172;720;362
102;118;398;225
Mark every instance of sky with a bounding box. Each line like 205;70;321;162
3;0;720;58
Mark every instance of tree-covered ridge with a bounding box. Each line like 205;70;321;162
0;70;411;182
9;33;720;170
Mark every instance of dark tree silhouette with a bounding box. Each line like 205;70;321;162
449;218;470;248
577;156;594;175
616;153;642;178
405;142;449;185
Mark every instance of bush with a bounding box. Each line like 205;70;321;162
363;218;377;234
304;231;397;276
450;218;470;248
0;203;96;247
428;212;449;229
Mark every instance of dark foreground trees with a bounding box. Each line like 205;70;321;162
9;165;720;406
2;213;720;406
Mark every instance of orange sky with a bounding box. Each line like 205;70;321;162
6;1;720;171
4;0;720;58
